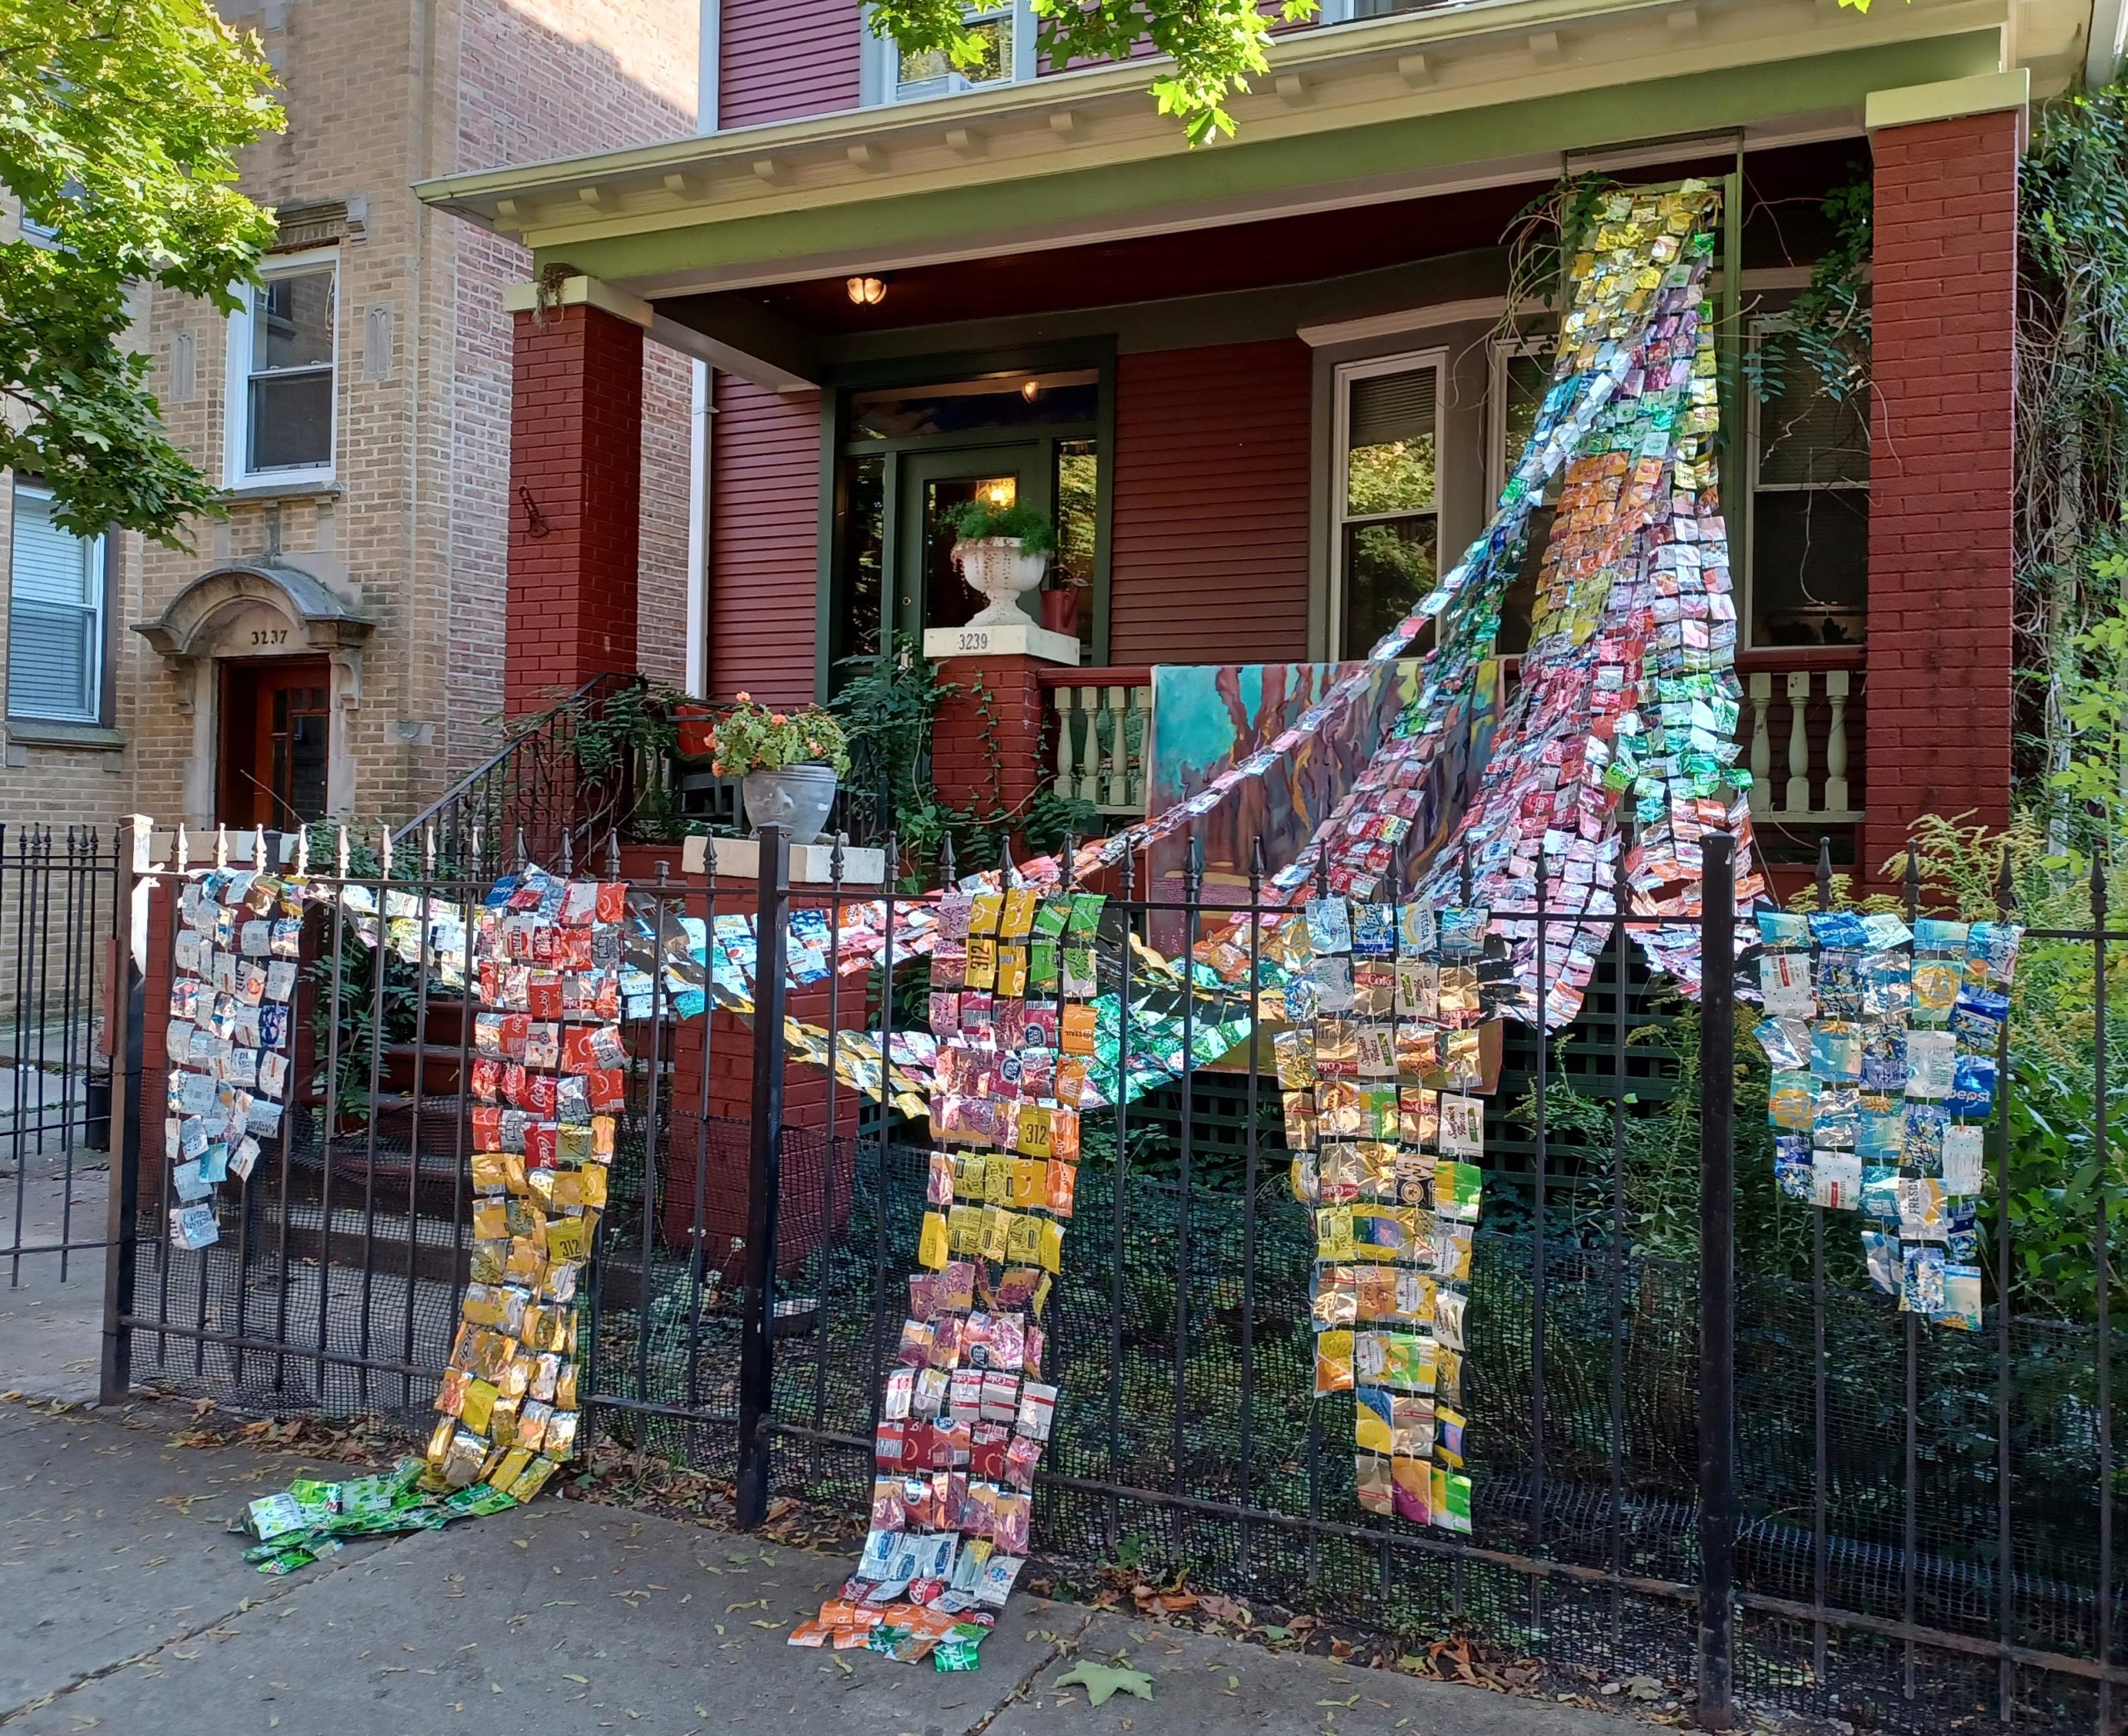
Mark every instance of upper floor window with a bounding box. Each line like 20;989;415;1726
1332;350;1441;659
1748;317;1868;647
225;248;337;488
871;2;1036;103
7;481;106;725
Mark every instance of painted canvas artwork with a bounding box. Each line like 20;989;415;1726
1145;658;1502;890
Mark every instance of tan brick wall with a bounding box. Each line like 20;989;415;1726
2;0;701;834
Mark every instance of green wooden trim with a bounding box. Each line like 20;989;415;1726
1091;346;1115;669
541;33;1998;289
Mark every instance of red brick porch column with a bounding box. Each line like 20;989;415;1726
1861;88;2022;884
926;621;1081;853
505;293;643;714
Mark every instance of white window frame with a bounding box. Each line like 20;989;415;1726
224;245;339;490
1485;332;1558;506
863;1;1038;106
1328;347;1446;660
7;482;107;725
1743;312;1869;650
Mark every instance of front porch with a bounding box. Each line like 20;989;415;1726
415;0;2024;886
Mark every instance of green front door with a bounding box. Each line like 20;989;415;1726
893;443;1051;642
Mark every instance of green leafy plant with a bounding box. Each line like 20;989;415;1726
1747;168;1874;406
698;693;851;779
866;0;1320;145
949;500;1058;555
2018;81;2128;841
1;0;283;543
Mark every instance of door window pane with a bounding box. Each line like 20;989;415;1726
835;455;886;671
923;475;1014;630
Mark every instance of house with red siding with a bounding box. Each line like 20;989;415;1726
414;0;2116;880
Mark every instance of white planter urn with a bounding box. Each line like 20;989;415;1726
953;537;1051;627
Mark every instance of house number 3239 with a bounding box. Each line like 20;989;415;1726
250;628;288;647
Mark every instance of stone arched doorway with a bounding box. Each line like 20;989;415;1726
134;561;374;829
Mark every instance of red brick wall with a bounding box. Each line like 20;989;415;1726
719;0;864;128
1862;111;2018;883
932;655;1049;839
506;302;644;712
707;376;820;704
1108;341;1313;665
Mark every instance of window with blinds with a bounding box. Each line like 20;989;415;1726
1749;317;1869;647
7;484;105;724
1334;352;1441;658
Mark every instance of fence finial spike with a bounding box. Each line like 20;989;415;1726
214;824;228;870
830;829;846;885
1903;843;1922;924
334;824;348;878
559;829;574;877
1459;842;1473;908
294;825;311;878
175;824;190;875
379;824;394;880
606;829;621;878
254;826;267;871
515;827;530;874
2091;834;2110;921
1185;831;1204;894
1119;841;1135;901
1062;834;1078;893
1815;834;1834;911
469;822;484;876
939;834;957;888
424;825;437;878
1995;838;2015;917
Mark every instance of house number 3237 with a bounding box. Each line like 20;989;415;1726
250;628;288;647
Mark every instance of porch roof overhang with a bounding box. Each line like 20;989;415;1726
415;0;2052;390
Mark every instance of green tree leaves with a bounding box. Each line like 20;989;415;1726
0;0;282;543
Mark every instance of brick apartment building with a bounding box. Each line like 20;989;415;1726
410;0;2116;888
0;0;707;838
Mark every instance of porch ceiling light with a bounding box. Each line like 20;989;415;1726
845;274;885;306
1020;379;1040;401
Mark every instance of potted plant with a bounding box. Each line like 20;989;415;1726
950;502;1056;626
698;693;852;845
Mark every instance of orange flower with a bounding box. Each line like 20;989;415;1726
771;712;788;725
735;691;751;704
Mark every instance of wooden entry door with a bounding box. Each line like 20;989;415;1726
218;657;331;829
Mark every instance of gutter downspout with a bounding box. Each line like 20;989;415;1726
2090;0;2127;87
687;0;722;696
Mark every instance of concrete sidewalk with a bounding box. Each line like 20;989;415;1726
0;1398;1656;1736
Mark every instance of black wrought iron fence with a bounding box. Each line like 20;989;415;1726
0;823;120;1286
78;814;2128;1733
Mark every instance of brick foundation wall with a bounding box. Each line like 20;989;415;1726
1862;110;2018;883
